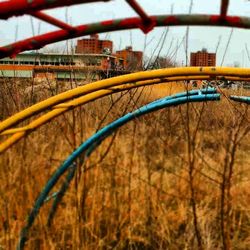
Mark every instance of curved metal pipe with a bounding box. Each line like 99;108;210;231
1;14;250;58
230;95;250;104
1;67;249;134
0;75;201;152
17;89;220;249
0;0;110;20
1;68;250;153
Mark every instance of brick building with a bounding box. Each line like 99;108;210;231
0;53;126;80
116;46;143;71
190;49;216;66
76;34;113;54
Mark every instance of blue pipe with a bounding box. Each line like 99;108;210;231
149;87;217;105
47;89;220;225
47;163;77;226
230;95;250;104
17;88;220;249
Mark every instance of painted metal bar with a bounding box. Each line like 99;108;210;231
220;0;230;17
126;0;150;21
125;0;154;33
0;76;247;155
31;11;76;32
17;89;220;250
1;75;218;136
149;88;217;105
0;75;221;153
0;75;242;153
230;95;250;104
0;0;110;20
1;78;217;136
47;89;217;224
0;67;249;133
0;75;209;153
0;14;250;59
47;163;77;226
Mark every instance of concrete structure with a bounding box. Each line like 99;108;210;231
0;52;126;80
116;46;143;71
0;37;144;80
76;34;113;54
190;49;216;66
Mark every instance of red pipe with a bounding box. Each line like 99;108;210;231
0;0;110;20
31;11;75;32
126;0;155;33
220;0;229;17
126;0;150;22
0;14;249;59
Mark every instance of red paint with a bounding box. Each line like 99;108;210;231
75;25;88;34
31;11;75;31
226;16;243;27
210;15;243;28
220;0;229;17
126;0;150;23
139;18;156;34
119;17;155;34
164;16;179;25
119;17;141;29
0;15;249;60
210;15;220;24
0;0;109;20
101;20;114;26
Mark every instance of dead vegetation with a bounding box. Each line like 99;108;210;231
0;79;249;250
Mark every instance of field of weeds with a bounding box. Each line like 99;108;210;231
0;79;249;249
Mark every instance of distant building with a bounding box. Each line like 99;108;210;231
75;34;113;54
0;38;145;80
116;46;143;71
190;49;216;66
75;36;143;71
0;52;126;80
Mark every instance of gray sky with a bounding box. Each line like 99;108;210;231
0;0;250;66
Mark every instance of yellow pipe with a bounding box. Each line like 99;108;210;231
0;75;208;153
0;74;224;136
0;77;180;136
0;67;250;134
0;73;248;135
1;73;250;153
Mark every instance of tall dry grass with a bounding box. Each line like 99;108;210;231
0;78;249;249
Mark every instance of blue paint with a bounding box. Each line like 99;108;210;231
17;88;220;250
230;95;250;104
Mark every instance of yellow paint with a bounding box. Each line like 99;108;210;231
1;67;250;153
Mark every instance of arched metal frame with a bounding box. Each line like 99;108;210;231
17;88;220;250
1;14;250;59
0;0;249;153
1;67;250;153
0;1;249;248
0;0;249;59
0;0;111;20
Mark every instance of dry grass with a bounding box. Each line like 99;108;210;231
0;79;249;249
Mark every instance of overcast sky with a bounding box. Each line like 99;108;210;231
0;0;250;66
